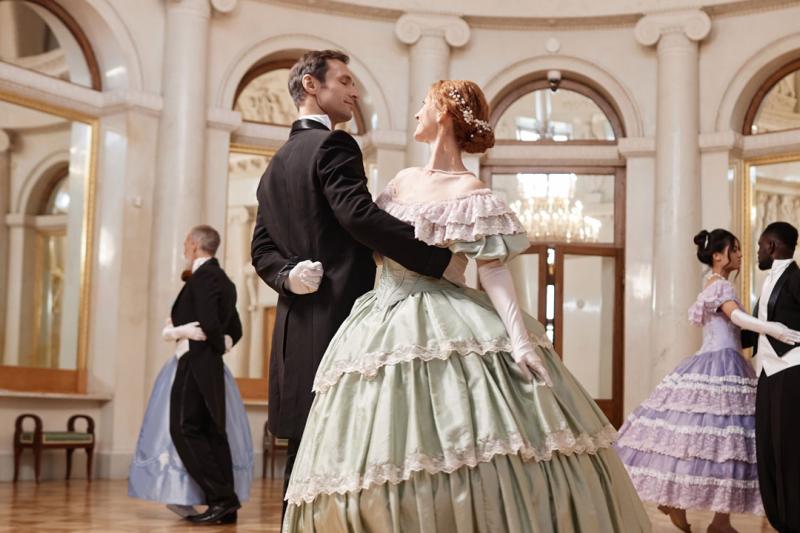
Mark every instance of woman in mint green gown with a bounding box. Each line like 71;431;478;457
282;80;651;533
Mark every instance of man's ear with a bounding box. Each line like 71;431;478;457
302;74;318;96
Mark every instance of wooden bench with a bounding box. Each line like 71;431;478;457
13;414;95;483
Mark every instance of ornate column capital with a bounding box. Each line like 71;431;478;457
395;13;471;48
634;9;711;47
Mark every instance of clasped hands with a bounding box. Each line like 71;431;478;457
162;319;233;352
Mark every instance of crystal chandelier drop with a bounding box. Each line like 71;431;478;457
509;173;602;243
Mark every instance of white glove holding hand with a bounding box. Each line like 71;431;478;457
162;320;207;342
286;260;324;295
477;259;553;387
731;309;800;344
224;334;233;353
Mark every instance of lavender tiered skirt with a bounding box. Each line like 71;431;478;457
615;348;764;514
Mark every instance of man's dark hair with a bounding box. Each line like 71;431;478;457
287;50;350;107
763;221;799;252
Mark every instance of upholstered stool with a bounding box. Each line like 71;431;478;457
13;414;95;483
262;417;288;479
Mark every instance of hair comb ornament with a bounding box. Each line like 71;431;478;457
447;88;493;138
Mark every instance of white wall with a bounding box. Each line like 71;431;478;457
1;0;799;479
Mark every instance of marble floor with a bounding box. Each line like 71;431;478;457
0;478;777;532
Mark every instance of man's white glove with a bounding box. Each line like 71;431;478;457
478;260;553;387
442;253;467;285
286;260;324;295
731;309;800;344
162;320;207;342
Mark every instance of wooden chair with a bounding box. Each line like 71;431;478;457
262;418;288;479
13;414;95;483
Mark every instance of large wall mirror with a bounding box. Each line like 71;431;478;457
225;145;277;400
741;156;800;308
0;92;96;393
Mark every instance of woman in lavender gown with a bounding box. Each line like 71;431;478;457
615;229;800;532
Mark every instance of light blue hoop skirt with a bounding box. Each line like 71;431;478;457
128;355;254;505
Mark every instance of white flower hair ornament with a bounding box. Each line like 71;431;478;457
447;88;493;139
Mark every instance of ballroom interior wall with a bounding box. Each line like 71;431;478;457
1;0;799;480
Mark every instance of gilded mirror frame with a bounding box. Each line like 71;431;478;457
0;89;98;394
737;153;800;312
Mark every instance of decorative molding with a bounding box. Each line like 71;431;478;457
210;0;237;14
617;136;656;157
100;90;163;118
484;143;622;167
367;129;407;150
634;9;711;47
207;107;242;132
741;128;800;158
395;13;471;48
699;130;743;153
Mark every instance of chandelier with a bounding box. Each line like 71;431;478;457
509;173;602;243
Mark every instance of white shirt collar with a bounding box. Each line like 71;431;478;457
299;114;332;130
192;256;212;273
770;258;793;278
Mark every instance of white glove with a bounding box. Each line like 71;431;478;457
286;260;324;295
731;309;800;344
162;321;207;342
443;253;467;285
224;335;233;353
478;260;553;387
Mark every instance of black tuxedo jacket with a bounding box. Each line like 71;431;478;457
171;257;242;426
742;261;800;357
251;119;452;439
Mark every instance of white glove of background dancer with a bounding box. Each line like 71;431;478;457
478;259;553;386
286;260;324;295
224;335;233;353
730;309;800;344
162;320;207;342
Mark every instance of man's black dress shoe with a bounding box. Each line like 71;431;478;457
186;503;239;524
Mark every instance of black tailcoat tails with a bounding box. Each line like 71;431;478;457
169;257;243;506
744;261;800;532
251;119;452;442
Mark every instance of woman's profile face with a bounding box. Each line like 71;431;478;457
413;94;440;143
717;240;742;272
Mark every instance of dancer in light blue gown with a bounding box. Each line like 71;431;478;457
128;318;253;514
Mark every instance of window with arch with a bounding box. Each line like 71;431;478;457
0;0;101;89
739;58;800;308
744;58;800;135
484;75;625;426
492;79;622;143
233;59;366;135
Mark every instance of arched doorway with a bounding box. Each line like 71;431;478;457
484;75;626;425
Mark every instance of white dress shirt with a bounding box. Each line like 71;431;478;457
298;114;332;130
192;256;211;272
754;259;800;376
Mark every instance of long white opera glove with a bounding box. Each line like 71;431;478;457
730;309;800;344
286;260;324;295
478;260;552;386
162;321;207;342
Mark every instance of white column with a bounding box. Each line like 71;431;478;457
205;107;241;235
395;13;470;167
635;10;711;384
146;0;233;386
